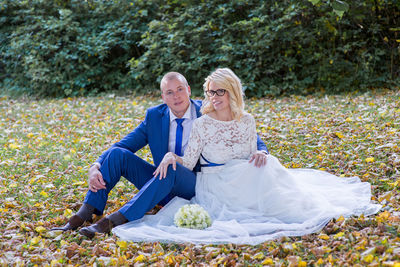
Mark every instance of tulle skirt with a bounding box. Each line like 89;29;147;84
113;155;381;245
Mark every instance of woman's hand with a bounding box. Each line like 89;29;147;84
249;151;268;167
154;152;177;179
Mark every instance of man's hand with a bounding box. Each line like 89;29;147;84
88;164;106;192
249;151;268;167
153;152;177;180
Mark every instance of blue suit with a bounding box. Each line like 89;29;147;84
84;99;268;222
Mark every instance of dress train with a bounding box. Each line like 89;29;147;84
113;155;381;245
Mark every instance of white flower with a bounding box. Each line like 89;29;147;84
174;204;212;229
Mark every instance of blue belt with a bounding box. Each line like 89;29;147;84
200;154;225;168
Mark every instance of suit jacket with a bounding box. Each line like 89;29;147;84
96;99;268;169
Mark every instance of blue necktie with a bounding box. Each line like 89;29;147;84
174;118;184;156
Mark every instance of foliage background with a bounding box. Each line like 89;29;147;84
0;0;399;97
1;91;400;265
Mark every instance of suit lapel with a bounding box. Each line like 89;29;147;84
192;99;202;118
161;108;170;155
159;100;201;160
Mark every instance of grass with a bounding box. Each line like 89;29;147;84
0;89;399;265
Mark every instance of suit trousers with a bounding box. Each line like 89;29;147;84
83;147;196;221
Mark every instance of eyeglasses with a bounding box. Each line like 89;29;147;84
205;89;227;97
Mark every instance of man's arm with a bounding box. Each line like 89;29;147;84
94;112;149;167
256;134;268;154
249;133;269;168
87;112;149;192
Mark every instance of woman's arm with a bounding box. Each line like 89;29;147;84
153;119;204;179
153;152;183;179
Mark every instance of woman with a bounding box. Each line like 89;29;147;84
113;68;381;244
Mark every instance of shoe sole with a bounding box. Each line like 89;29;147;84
79;228;95;239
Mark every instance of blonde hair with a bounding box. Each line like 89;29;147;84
160;72;188;91
201;68;245;120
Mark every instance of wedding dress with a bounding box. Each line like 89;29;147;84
113;113;381;245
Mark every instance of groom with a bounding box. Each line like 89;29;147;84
52;72;269;238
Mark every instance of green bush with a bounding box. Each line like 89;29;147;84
0;0;399;97
132;0;400;96
0;0;156;97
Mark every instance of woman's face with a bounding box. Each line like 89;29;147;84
207;81;231;113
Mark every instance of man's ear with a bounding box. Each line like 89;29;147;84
161;92;166;103
187;85;191;96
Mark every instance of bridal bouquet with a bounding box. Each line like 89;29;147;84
174;204;212;229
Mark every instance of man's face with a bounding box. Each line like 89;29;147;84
161;78;191;118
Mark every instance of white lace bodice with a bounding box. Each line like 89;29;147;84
182;113;257;172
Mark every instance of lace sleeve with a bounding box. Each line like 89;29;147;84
246;113;258;155
181;119;203;170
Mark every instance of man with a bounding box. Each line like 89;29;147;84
52;72;269;238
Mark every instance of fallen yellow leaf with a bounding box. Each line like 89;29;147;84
116;240;128;250
335;132;344;139
30;236;41;245
376;210;390;222
34;202;44;208
164;255;174;264
9;143;20;149
336;215;344;222
40;191;49;198
365;157;375;163
20;223;29;231
319;234;329;240
63;209;73;217
334;232;344;239
363;254;374;263
262;258;273;265
134;254;146;263
253;252;265;260
35;226;47;233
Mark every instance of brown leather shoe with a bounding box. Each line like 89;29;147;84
79;218;113;239
50;215;86;231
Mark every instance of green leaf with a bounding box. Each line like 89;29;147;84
333;9;345;18
308;0;320;5
331;0;349;12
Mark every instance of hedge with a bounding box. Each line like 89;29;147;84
0;0;399;97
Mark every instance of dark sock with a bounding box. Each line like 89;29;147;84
76;203;95;221
107;211;128;226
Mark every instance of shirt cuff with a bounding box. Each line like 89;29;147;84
90;162;101;169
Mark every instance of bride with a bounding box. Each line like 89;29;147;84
113;68;381;245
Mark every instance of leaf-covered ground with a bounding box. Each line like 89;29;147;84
0;90;399;266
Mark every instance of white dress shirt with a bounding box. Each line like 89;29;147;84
168;102;197;155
